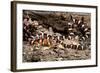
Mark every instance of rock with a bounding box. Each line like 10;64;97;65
37;25;43;29
31;56;41;62
57;44;64;49
56;58;63;61
58;49;65;54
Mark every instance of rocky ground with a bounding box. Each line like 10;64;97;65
23;10;91;62
23;42;91;62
